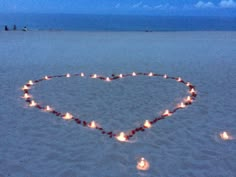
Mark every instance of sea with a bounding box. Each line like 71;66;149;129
0;13;236;31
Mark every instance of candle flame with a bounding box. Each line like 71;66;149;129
92;74;97;78
89;121;96;128
45;105;52;112
81;73;85;77
28;80;34;85
148;72;153;77
116;132;127;142
66;73;70;78
179;102;186;108
190;88;196;94
23;93;31;99
186;82;191;87
106;77;111;82
177;77;182;82
44;76;49;80
163;74;168;79
119;74;123;78
163;109;171;116
63;112;73;120
22;85;30;90
220;131;233;140
186;96;192;103
144;120;152;128
132;72;136;76
29;100;37;107
136;157;150;171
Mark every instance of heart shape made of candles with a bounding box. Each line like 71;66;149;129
21;72;197;142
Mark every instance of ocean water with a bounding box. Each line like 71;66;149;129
1;14;236;31
0;31;235;177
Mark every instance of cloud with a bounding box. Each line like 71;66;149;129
115;3;120;8
132;1;143;8
219;0;236;8
195;1;216;8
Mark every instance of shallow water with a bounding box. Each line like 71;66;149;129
0;31;235;177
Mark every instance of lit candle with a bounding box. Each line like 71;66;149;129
92;74;97;78
116;132;127;142
220;131;233;140
136;157;150;171
163;74;168;79
28;80;34;85
81;73;85;77
186;96;192;103
44;75;49;80
190;88;196;94
132;72;136;76
29;100;37;107
148;72;153;77
66;73;70;78
23;93;31;99
45;105;52;112
63;112;73;120
144;120;152;128
163;109;172;116
186;82;191;87
88;121;96;128
177;77;182;82
119;74;123;78
178;102;186;108
106;77;111;82
22;85;30;90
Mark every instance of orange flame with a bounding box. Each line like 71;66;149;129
116;132;127;142
136;157;150;171
63;112;73;120
89;121;96;128
29;100;37;107
144;120;152;128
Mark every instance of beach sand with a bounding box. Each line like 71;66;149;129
0;31;235;177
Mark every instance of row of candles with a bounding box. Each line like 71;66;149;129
22;72;197;142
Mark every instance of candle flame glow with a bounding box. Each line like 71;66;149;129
177;77;182;82
81;73;85;77
148;72;153;77
22;85;30;90
63;112;73;120
190;88;196;94
132;72;136;76
106;77;111;82
29;100;37;107
119;74;123;78
179;102;186;108
144;120;152;128
220;131;233;140
92;74;97;78
186;96;192;102
136;157;150;171
44;76;49;80
66;73;70;78
23;93;31;99
89;121;96;128
163;74;168;79
28;80;34;85
186;82;191;87
116;132;127;142
45;105;52;112
163;109;171;116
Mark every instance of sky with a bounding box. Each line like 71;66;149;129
0;0;236;16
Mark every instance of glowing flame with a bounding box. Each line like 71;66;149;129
148;72;153;77
63;112;73;120
186;82;191;87
136;157;150;171
23;93;31;99
106;77;111;82
92;74;97;78
132;72;136;76
190;88;196;94
66;73;71;78
119;74;123;78
144;120;152;128
45;105;52;112
220;131;233;140
116;132;127;142
44;76;49;80
89;121;96;128
178;102;186;108
177;77;182;82
28;80;34;85
163;74;168;79
81;73;85;77
29;100;37;107
22;85;30;90
163;109;172;116
186;96;192;103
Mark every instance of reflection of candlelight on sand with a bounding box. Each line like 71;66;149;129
144;120;152;128
163;109;172;116
220;131;233;140
137;157;150;171
88;121;96;128
29;100;37;107
63;112;73;120
116;132;127;142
